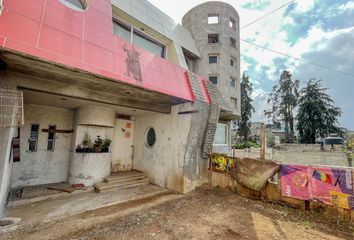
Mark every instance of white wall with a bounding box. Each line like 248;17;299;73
133;104;192;192
11;104;74;188
112;119;134;172
0;127;15;217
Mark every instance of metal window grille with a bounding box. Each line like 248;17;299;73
0;89;24;128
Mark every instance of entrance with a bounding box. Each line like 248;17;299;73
111;119;135;172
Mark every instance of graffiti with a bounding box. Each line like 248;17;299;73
281;164;354;209
123;45;142;85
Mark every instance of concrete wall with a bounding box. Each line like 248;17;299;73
69;106;115;185
11;104;74;188
273;144;351;167
182;2;241;117
0;126;15;217
133;103;193;192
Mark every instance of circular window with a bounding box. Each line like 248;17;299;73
59;0;88;11
145;127;156;148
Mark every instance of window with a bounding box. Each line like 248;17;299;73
59;0;88;11
112;19;166;58
209;75;218;84
145;127;156;148
208;34;219;44
230;76;236;87
214;123;229;145
230;37;236;48
209;55;218;64
230;97;237;109
230;58;234;66
208;15;219;24
229;18;236;29
28;124;39;152
47;125;56;151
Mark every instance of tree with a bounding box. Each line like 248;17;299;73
296;79;342;143
265;70;299;143
237;72;255;142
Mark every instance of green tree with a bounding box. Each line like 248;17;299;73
296;79;342;143
266;70;299;143
237;72;255;142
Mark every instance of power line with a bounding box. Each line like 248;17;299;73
241;39;354;78
241;0;296;29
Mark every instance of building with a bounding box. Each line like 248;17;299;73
182;2;241;154
0;0;240;215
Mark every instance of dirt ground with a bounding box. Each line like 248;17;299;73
2;186;353;240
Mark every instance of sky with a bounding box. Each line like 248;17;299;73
147;0;354;130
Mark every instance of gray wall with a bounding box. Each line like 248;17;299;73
182;2;241;117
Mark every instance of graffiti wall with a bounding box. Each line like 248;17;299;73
281;165;354;209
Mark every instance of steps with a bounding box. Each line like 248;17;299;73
94;171;150;193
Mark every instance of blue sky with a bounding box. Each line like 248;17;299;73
148;0;354;130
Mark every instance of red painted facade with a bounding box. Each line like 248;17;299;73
0;0;211;104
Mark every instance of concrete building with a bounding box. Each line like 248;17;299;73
0;0;240;216
182;2;241;154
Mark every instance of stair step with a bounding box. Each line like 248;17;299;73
103;171;145;183
94;178;150;193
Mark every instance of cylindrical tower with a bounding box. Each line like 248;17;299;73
183;1;240;119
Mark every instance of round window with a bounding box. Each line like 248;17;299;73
145;127;156;148
59;0;88;11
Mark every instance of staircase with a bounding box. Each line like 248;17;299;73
94;171;150;193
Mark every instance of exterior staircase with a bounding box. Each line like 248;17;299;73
94;170;150;193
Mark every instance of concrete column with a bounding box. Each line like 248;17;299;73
68;106;115;186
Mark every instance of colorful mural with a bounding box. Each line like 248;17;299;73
281;165;354;209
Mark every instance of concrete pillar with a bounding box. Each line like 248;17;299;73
68;106;115;186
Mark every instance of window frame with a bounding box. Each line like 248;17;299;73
112;18;166;58
230;37;236;48
59;0;88;11
208;14;219;24
28;123;39;152
208;55;218;64
47;125;56;151
208;34;219;44
229;18;236;29
230;76;237;87
213;123;229;146
208;75;218;84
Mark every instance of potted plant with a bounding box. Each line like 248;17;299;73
102;138;112;152
93;135;104;153
82;133;93;152
76;144;84;153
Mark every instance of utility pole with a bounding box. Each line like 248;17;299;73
260;123;266;160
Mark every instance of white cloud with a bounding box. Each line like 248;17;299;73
338;1;354;11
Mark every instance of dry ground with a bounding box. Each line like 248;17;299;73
2;186;353;240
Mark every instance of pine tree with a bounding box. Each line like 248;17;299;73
237;72;255;142
297;79;341;143
266;70;299;142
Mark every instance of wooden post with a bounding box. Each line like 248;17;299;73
260;123;266;160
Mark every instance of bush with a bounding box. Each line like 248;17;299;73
232;141;260;149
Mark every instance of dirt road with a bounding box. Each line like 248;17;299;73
2;186;353;240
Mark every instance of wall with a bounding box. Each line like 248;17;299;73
182;2;241;117
11;104;74;188
273;144;351;167
0;126;15;217
68;106;114;185
112;119;134;172
133;103;192;192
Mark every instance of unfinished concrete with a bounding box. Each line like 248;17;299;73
182;2;241;118
11;104;74;188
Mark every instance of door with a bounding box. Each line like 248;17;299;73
111;119;134;172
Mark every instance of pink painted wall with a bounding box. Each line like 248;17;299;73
0;0;210;103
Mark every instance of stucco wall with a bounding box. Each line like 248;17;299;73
133;103;193;192
11;104;74;188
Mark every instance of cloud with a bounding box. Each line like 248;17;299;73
241;0;271;10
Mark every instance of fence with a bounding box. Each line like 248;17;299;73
0;89;24;128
